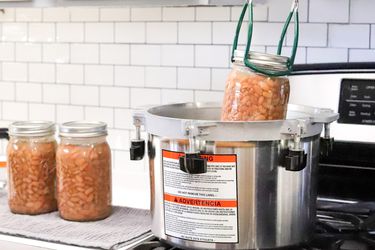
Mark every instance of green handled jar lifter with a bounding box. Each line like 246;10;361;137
231;0;300;76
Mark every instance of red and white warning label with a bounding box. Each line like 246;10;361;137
162;150;238;243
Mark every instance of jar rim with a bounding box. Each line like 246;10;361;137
59;121;107;138
233;50;289;74
9;121;55;137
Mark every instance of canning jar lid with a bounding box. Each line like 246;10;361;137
9;121;55;137
232;50;289;74
59;121;107;138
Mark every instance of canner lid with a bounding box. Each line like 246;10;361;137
134;102;339;141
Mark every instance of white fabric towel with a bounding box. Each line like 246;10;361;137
0;192;151;249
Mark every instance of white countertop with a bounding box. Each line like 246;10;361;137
0;233;154;250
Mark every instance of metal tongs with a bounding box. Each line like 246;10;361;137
231;0;300;76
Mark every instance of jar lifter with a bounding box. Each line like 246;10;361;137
232;0;300;76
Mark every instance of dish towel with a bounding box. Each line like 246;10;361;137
0;192;151;249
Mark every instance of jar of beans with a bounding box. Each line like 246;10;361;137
7;121;57;215
221;51;291;121
56;121;111;221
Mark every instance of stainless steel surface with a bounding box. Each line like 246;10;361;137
59;121;107;138
136;102;336;249
140;102;338;141
149;135;319;249
9;121;55;137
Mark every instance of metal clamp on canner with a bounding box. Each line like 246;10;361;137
130;113;145;161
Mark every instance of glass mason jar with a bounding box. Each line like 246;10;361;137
56;121;112;221
221;51;290;121
7;121;57;215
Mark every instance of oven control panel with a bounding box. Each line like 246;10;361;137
338;79;375;125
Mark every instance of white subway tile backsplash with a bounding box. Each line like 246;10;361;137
268;0;308;22
56;64;84;84
131;8;161;21
130;88;161;108
29;23;55;42
85;23;114;43
115;66;144;87
114;108;133;129
0;8;15;22
195;91;224;103
71;44;99;64
100;44;130;65
329;24;370;48
2;62;27;82
196;7;230;21
266;46;307;64
56;23;84;42
0;43;15;61
100;86;129;108
2;102;28;121
29;63;55;83
145;67;176;88
43;44;69;63
161;89;194;104
100;8;130;21
70;7;99;22
287;24;327;47
252;22;284;46
16;8;42;22
71;85;99;106
85;106;114;127
178;22;211;44
43;8;70;22
85;65;114;85
29;103;55;121
16;83;42;102
213;22;246;45
162;7;194;21
350;0;375;23
131;45;161;66
349;49;375;62
0;82;15;101
195;45;229;68
43;84;70;104
309;0;349;23
307;48;348;63
115;23;145;43
178;68;210;90
211;68;230;91
107;129;129;150
161;45;194;66
2;23;27;42
16;43;42;62
147;23;177;44
56;105;84;123
231;5;268;22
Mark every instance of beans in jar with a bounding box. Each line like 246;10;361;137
7;121;57;215
221;66;290;121
56;121;111;221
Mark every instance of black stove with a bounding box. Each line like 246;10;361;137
133;200;375;250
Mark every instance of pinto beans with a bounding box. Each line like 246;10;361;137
7;139;57;215
56;142;111;221
221;69;290;121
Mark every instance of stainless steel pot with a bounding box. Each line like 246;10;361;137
130;102;338;250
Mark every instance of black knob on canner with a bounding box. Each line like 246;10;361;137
130;140;145;161
179;153;207;174
285;150;307;171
